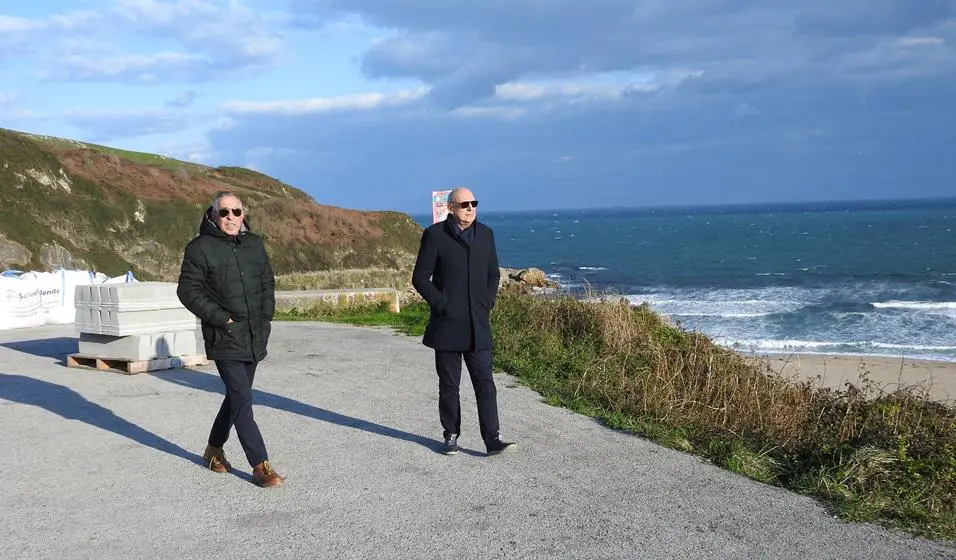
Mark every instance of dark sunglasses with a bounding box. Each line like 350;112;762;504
218;208;243;218
455;200;478;208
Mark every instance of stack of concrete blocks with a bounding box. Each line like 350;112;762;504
74;281;203;363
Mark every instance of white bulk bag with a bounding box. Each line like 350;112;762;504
0;275;45;330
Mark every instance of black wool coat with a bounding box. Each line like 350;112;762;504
412;217;501;352
177;210;276;362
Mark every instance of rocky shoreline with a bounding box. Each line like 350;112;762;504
394;266;560;305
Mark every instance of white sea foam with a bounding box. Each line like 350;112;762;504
560;275;956;359
625;287;807;317
871;300;956;310
726;339;956;353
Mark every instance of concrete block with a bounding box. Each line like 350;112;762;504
98;282;176;304
151;332;174;357
78;329;201;360
173;330;199;356
73;281;202;335
75;282;182;312
78;333;161;361
74;285;97;305
91;319;200;337
74;306;96;330
98;307;196;328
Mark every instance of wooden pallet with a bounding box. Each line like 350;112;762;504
66;353;208;375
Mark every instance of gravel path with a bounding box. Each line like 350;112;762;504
1;321;953;559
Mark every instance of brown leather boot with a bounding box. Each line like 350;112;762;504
202;444;231;474
252;460;285;488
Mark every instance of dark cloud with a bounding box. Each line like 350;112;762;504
198;2;956;210
794;0;956;37
293;0;956;107
208;70;956;211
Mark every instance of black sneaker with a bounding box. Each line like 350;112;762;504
485;437;516;456
441;434;460;455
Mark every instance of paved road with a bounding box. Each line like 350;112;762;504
1;322;953;559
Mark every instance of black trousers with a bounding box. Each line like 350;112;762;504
435;349;500;443
209;360;268;467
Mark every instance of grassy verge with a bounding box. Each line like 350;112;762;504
274;292;956;540
276;300;429;336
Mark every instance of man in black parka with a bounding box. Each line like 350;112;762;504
177;191;284;488
412;187;516;456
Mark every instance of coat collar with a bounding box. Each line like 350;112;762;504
443;216;480;246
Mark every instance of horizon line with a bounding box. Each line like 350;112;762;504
399;195;956;216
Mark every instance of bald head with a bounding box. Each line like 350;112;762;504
448;187;478;229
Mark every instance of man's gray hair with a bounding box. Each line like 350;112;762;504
211;191;242;213
447;187;468;205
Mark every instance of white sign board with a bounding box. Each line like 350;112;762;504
432;190;452;224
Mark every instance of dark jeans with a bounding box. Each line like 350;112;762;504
435;349;500;443
209;360;268;467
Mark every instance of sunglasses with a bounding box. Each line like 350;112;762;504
454;200;478;209
218;208;243;218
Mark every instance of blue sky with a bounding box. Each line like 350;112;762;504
1;1;954;213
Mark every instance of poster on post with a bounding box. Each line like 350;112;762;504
432;189;452;223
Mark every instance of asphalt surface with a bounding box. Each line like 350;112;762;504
1;321;954;559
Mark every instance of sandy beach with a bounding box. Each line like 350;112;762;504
745;352;956;404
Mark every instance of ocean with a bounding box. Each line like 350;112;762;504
413;198;956;362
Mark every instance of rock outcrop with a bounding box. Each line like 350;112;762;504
499;267;558;291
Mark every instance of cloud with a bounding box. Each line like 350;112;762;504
293;1;956;107
42;44;214;83
898;36;946;46
0;10;100;59
165;90;199;107
61;108;201;142
111;0;282;69
9;1;285;83
0;11;100;35
155;138;218;164
195;2;956;210
14;1;950;212
223;89;429;115
206;65;956;211
793;1;955;37
0;91;45;124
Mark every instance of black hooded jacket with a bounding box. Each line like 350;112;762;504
176;208;275;362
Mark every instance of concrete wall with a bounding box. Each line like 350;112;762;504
274;288;401;313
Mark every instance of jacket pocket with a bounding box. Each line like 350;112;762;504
218;320;250;350
432;293;448;315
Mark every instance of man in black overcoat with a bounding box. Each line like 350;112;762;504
412;187;517;456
